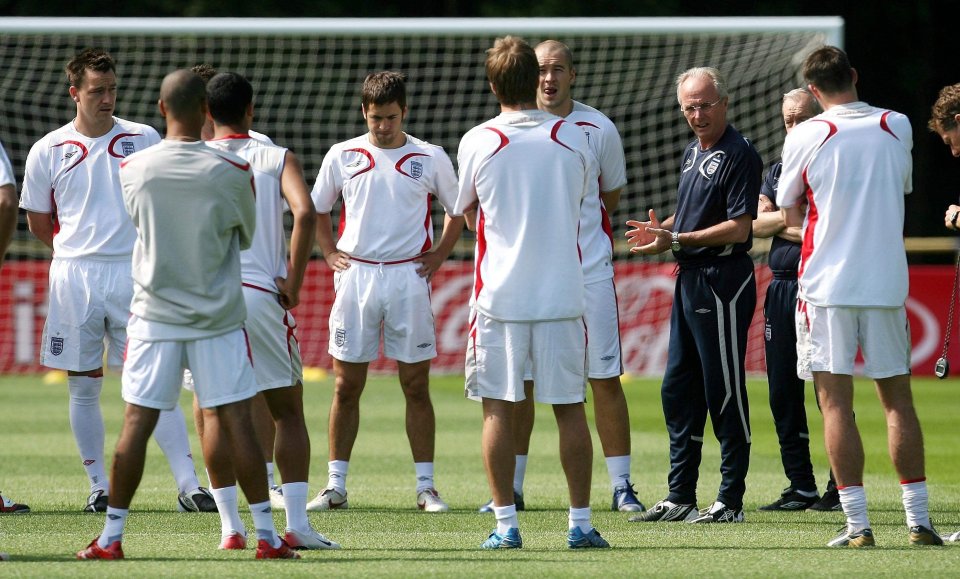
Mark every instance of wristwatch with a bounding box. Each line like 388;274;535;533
671;231;681;252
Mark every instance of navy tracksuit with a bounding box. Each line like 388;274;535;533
662;125;761;510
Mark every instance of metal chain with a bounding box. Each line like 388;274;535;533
939;252;960;360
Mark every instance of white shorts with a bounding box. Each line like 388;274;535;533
523;277;623;381
243;285;303;390
123;327;259;410
40;258;132;371
466;311;587;404
795;301;911;379
328;261;437;364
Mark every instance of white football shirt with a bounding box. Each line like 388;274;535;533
311;133;459;262
567;101;627;283
20;118;161;259
777;101;912;307
207;135;288;292
120;140;256;339
0;140;14;188
456;110;593;322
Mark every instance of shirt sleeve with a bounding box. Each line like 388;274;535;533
453;131;482;217
595;117;627;193
720;143;761;220
19;139;52;212
0;141;14;188
311;146;342;214
236;167;257;251
431;147;460;216
777;122;826;208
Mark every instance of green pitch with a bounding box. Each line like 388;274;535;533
1;372;959;576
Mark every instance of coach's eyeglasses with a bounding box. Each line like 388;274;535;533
680;98;723;115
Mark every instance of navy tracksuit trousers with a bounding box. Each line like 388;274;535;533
763;274;816;492
662;253;755;510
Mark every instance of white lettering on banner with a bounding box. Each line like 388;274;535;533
615;273;676;375
13;281;35;364
905;297;939;368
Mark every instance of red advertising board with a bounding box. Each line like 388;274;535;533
0;261;954;377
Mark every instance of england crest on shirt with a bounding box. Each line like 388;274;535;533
121;141;135;156
699;151;725;180
410;160;423;179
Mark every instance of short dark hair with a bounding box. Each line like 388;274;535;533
191;63;217;83
206;72;253;126
65;48;115;88
486;36;538;106
802;46;854;95
361;71;406;110
929;83;960;133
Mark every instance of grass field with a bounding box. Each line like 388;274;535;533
1;372;959;577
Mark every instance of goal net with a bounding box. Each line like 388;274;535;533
0;17;842;375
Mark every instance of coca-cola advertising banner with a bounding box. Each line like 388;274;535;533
0;261;954;377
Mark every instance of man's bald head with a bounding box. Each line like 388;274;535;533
159;69;206;124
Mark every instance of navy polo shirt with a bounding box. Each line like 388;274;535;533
760;160;801;274
672;124;762;266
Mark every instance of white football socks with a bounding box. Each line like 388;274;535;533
838;485;870;533
327;460;348;494
414;462;435;493
98;506;129;548
605;455;632;491
68;375;108;493
211;486;245;537
266;462;276;488
153;404;202;494
249;500;279;547
492;504;519;534
513;455;528;495
569;506;592;533
282;482;309;532
901;479;931;529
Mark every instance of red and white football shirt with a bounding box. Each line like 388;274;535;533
777;101;912;307
207;134;288;292
20;118;161;259
567;100;627;283
456;110;593;322
311;133;458;262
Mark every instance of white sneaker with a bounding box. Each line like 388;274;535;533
284;527;341;550
417;488;449;513
269;485;285;510
306;487;348;511
941;531;960;542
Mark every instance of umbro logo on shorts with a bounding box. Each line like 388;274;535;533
50;336;64;355
695;308;711;314
417;343;432;349
83;459;96;466
601;355;615;361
